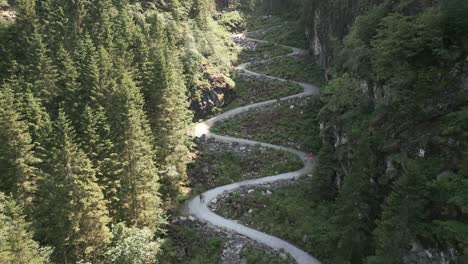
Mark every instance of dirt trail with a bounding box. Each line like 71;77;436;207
187;28;321;264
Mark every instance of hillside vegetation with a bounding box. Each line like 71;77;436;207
0;0;466;263
0;0;236;262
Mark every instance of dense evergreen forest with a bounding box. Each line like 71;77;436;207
0;0;467;263
0;0;234;262
303;1;468;263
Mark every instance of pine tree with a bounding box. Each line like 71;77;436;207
0;86;40;211
36;0;68;51
70;34;100;131
14;0;38;61
26;28;59;108
81;105;121;218
310;143;338;201
0;192;51;264
111;0;135;69
116;72;165;233
85;0;114;48
368;160;433;264
331;141;377;263
0;16;15;82
192;0;210;29
35;111;111;263
8;77;53;175
55;46;79;117
142;19;192;201
63;0;87;42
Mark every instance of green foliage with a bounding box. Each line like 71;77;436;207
0;0;238;261
242;247;296;264
188;145;303;193
212;98;323;151
81;106;122;219
0;19;14;81
35;112;112;263
0;192;52;264
26;29;59;108
245;15;284;31
116;73;165;232
105;223;163;264
236;42;291;64
247;18;306;48
215;179;337;260
141;18;193;202
250;55;325;85
309;144;337;201
330;141;378;263
223;76;302;112
159;224;224;264
369;160;440;263
309;1;468;263
0;86;40;210
217;11;246;32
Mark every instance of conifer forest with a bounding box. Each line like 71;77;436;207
0;0;466;263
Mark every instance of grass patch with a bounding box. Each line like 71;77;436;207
223;76;303;112
243;15;306;49
215;178;334;259
246;15;285;31
188;145;303;194
247;20;306;49
211;98;323;152
242;247;296;264
237;42;292;64
250;56;326;86
159;224;224;264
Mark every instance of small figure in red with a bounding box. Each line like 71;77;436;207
305;152;316;161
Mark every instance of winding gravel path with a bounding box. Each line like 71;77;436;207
187;29;321;264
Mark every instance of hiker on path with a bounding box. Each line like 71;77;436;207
199;193;205;203
304;152;315;161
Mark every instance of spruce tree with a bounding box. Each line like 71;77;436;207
55;46;79;117
116;72;164;233
62;0;87;42
310;143;338;201
143;19;192;201
14;0;38;61
81;105;121;218
0;192;51;264
368;160;433;264
7;77;53;175
26;28;59;108
70;34;100;132
111;0;135;69
192;0;210;29
331;141;377;263
35;111;111;263
85;0;114;48
0;86;40;211
36;0;68;51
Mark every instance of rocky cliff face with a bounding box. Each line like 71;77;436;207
190;72;236;120
303;0;380;76
303;0;433;75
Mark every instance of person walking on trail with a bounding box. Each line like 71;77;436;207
304;151;316;161
199;193;205;203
